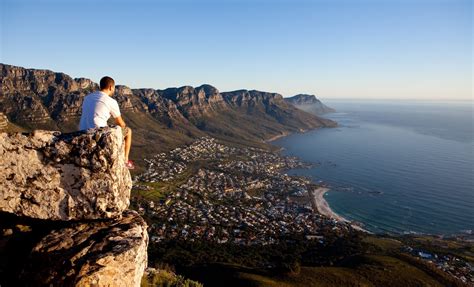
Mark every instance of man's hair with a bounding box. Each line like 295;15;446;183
100;76;115;90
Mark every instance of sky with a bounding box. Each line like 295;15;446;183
0;0;472;100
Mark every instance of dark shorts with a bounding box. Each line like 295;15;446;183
122;126;131;138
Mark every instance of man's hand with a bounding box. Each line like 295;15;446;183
114;116;127;128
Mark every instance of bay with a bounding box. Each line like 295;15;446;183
274;100;474;235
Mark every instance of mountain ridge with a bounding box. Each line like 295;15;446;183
0;63;336;168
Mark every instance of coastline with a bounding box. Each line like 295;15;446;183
266;122;369;233
264;125;369;232
264;126;321;144
309;187;369;233
263;131;291;143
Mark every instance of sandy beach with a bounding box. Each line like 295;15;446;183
264;132;291;143
309;187;369;233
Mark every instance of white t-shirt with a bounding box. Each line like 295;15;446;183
79;91;121;130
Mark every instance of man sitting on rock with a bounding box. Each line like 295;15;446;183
79;76;135;169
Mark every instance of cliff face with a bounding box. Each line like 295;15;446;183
0;64;96;129
223;90;336;130
161;84;229;119
0;127;131;220
0;127;148;286
285;94;336;115
0;63;336;160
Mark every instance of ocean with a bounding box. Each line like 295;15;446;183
274;100;474;235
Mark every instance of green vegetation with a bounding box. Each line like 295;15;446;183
230;256;446;287
144;233;470;287
362;236;403;252
133;182;168;201
141;268;202;287
133;159;221;201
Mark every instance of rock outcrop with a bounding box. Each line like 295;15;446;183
0;127;148;287
20;210;148;287
285;94;336;115
0;126;131;220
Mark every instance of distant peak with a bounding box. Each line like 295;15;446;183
284;94;335;115
286;94;320;104
196;84;220;96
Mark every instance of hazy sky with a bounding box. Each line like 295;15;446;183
1;0;472;100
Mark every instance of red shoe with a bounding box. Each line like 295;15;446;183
125;160;135;170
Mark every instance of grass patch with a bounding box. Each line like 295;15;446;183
180;254;453;287
363;236;402;252
132;159;217;201
141;268;203;287
133;182;167;201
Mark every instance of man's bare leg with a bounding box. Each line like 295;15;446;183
125;128;132;162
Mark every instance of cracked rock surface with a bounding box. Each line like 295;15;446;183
20;210;148;287
0;126;132;220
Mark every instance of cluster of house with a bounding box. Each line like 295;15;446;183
137;156;187;183
138;186;354;246
404;246;474;285
134;137;355;245
134;137;309;184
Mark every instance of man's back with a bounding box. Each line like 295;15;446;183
79;91;121;130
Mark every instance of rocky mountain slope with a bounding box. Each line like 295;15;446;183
0;63;336;167
285;94;336;115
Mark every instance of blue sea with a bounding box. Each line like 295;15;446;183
274;100;474;235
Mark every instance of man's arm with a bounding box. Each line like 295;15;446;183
114;116;127;128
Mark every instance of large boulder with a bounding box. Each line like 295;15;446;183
20;210;148;287
0;126;131;220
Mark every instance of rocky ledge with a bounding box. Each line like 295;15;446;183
0;126;132;220
20;210;148;287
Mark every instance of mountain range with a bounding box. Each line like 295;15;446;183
0;63;336;167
